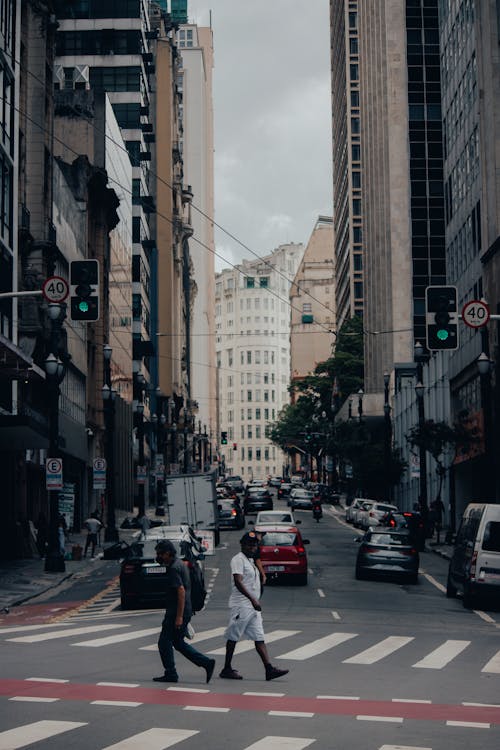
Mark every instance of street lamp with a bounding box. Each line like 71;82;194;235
102;344;118;542
44;350;66;573
477;352;495;500
357;389;364;423
414;340;428;524
383;371;392;501
135;398;145;517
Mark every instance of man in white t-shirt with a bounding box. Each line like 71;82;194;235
219;531;289;682
84;514;102;558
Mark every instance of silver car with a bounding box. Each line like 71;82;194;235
346;498;372;524
358;502;399;530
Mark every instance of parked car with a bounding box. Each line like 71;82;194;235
257;524;310;585
447;503;500;608
358;502;400;530
268;476;283;487
355;529;419;583
345;498;372;524
253;510;298;525
218;498;245;530
278;481;293;499
353;500;376;528
243;487;273;514
288;488;315;510
119;527;206;609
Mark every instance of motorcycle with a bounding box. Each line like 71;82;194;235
312;503;323;522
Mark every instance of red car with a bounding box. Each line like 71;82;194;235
255;524;310;585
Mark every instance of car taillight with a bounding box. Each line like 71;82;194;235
369;511;375;517
363;545;378;554
231;509;237;516
296;546;306;556
122;564;137;574
470;551;478;579
401;548;417;556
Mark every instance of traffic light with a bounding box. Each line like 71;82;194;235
425;285;458;351
233;442;237;451
221;431;228;445
70;260;99;321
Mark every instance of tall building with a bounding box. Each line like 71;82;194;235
215;243;304;480
330;0;363;329
177;20;216;438
354;0;446;392
290;217;335;382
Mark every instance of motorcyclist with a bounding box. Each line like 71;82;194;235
312;498;323;521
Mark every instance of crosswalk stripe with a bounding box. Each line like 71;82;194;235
412;640;470;669
208;630;300;656
0;720;86;749
100;728;199;749
0;623;74;635
481;649;500;673
139;627;226;651
72;627;159;647
243;739;315;750
343;636;414;664
7;624;129;643
379;746;432;749
276;632;357;661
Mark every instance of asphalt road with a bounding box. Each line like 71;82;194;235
0;499;499;749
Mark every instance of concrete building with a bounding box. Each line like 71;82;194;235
290;216;335;382
215;243;304;480
177;20;216;439
330;0;363;328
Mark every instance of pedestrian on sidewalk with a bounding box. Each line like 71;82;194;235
219;531;289;682
431;497;445;544
139;513;151;539
153;539;215;684
84;513;102;558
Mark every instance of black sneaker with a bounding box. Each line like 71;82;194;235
153;674;178;683
265;665;289;681
205;658;216;684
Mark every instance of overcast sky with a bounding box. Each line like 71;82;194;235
186;0;333;272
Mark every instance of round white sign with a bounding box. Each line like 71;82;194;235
42;276;69;303
461;300;490;329
93;458;106;471
46;458;62;474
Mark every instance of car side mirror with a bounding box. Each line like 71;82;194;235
295;519;301;524
354;537;362;543
248;520;254;525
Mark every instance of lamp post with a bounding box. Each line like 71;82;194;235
414;341;428;526
135;391;145;517
357;389;364;423
383;371;392;501
477;352;495;500
44;303;67;572
102;344;118;542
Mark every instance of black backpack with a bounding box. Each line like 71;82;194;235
189;564;207;614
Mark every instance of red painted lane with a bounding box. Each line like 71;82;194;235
0;679;499;724
0;602;84;626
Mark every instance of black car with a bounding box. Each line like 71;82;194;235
355;529;419;583
119;536;205;609
244;488;273;514
218;499;245;530
278;481;292;499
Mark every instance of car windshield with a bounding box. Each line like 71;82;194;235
257;513;292;523
368;533;411;546
219;500;235;510
294;490;314;499
261;532;298;546
130;540;182;558
375;504;398;513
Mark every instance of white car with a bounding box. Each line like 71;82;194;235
352;500;376;528
346;498;372;524
254;510;297;526
361;502;400;529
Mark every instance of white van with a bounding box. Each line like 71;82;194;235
446;503;500;608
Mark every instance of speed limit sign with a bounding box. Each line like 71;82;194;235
42;276;69;303
461;300;490;329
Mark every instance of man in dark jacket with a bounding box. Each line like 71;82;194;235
153;540;215;684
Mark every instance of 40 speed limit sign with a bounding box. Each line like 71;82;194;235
42;276;69;303
461;299;490;329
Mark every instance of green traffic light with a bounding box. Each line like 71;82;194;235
78;301;89;312
437;329;449;341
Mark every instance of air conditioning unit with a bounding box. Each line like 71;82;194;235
53;65;65;90
73;65;90;90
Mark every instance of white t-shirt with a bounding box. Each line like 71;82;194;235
228;551;260;609
85;518;101;534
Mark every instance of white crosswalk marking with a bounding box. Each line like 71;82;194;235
277;632;357;661
208;630;300;656
379;746;432;750
139;627;226;651
7;624;128;643
243;738;315;749
343;636;414;664
0;623;74;635
72;627;159;647
100;728;199;749
412;640;470;669
0;720;86;749
481;649;500;673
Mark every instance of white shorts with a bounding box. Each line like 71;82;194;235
225;607;265;642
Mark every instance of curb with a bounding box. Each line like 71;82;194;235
3;571;76;611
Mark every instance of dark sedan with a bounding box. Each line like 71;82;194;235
218;499;245;530
244;488;273;514
355;529;419;583
278;481;292;499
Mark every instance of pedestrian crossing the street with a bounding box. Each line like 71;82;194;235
3;621;500;675
0;719;458;749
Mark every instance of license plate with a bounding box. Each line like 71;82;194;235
145;566;166;574
267;565;284;572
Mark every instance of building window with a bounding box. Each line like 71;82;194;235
302;302;312;312
255;408;261;420
259;277;269;287
247;351;252;364
247;391;252;402
245;277;255;288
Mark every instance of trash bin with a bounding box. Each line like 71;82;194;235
72;544;83;561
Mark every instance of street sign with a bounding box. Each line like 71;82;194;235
196;530;215;556
137;465;147;484
93;457;107;490
46;457;63;490
461;299;490;329
42;276;69;304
